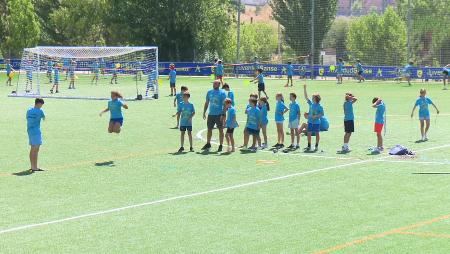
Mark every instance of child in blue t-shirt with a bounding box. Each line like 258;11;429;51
169;64;177;96
215;60;224;85
246;98;261;152
303;84;324;152
258;97;270;148
403;61;414;86
100;91;129;134
224;98;238;152
274;93;288;149
355;59;365;83
251;68;269;99
50;63;60;94
27;98;46;172
410;89;440;141
443;64;450;90
288;93;300;149
285;62;294;87
178;92;195;152
222;83;235;106
341;93;357;152
241;93;258;149
371;97;386;153
173;86;188;128
5;59;15;86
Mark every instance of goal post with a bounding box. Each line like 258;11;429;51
10;46;159;100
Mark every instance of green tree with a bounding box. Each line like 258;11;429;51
48;0;107;45
32;0;61;44
106;0;233;61
347;7;407;66
397;0;450;65
1;0;41;58
222;22;278;63
270;0;338;62
323;17;353;60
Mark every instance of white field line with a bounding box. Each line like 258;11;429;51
1;144;449;236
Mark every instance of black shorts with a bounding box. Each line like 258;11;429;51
357;71;363;75
258;83;265;92
170;82;176;88
226;128;235;134
180;126;192;132
207;115;223;129
344;120;354;133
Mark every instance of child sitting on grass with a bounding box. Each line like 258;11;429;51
410;88;439;141
371;97;386;153
178;92;195;152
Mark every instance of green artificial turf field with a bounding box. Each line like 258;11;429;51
0;74;449;253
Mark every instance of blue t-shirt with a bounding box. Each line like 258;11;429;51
246;106;261;130
257;73;264;84
375;102;386;124
226;106;238;128
260;104;269;125
6;63;12;73
47;61;53;72
307;99;324;124
169;69;176;83
108;99;124;119
289;101;300;122
415;97;433;118
63;58;70;67
356;63;364;72
54;68;60;81
215;64;224;76
27;107;45;135
404;64;413;74
275;101;287;122
175;92;183;110
337;62;344;74
344;100;354;121
179;102;195;127
286;64;294;76
227;91;235;106
92;62;100;73
206;89;226;116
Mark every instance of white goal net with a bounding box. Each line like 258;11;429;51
10;46;159;100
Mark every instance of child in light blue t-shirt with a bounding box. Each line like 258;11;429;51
410;89;439;141
100;91;129;134
274;93;288;149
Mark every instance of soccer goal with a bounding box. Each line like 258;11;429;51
10;46;159;100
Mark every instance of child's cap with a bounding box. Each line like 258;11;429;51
35;98;44;105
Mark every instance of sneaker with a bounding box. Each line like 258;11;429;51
371;148;380;154
50;89;53;94
272;143;280;148
190;147;194;152
178;147;184;153
304;146;312;152
217;145;223;152
261;143;267;149
248;146;257;152
314;146;319;152
424;137;428;141
287;144;294;149
278;144;285;148
201;143;211;150
295;145;300;150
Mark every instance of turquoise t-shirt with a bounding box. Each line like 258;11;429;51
307;99;324;124
108;99;124;119
275;101;287;122
260;104;269;125
206;89;226;116
415;97;433;118
289;101;300;122
227;91;235;106
344;100;354;121
246;106;261;130
26;107;45;135
375;102;386;124
286;64;294;76
226;106;238;128
179;102;195;127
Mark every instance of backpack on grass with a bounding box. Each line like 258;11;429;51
389;145;415;156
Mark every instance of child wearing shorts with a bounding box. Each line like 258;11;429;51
288;93;300;149
225;98;238;152
274;93;288;148
372;97;386;153
410;89;439;141
178;92;195;152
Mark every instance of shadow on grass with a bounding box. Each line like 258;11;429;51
415;139;426;143
336;150;351;155
168;152;188;155
13;170;34;176
196;150;219;155
95;161;115;167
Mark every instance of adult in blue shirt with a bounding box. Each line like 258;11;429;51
285;62;294;87
202;80;227;152
336;58;344;84
410;88;440;141
355;59;365;83
27;98;45;172
100;91;129;134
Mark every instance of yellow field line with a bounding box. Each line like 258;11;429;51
397;231;450;239
312;214;450;254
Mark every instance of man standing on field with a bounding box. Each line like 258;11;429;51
202;80;227;152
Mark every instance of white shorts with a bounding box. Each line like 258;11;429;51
288;120;299;129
